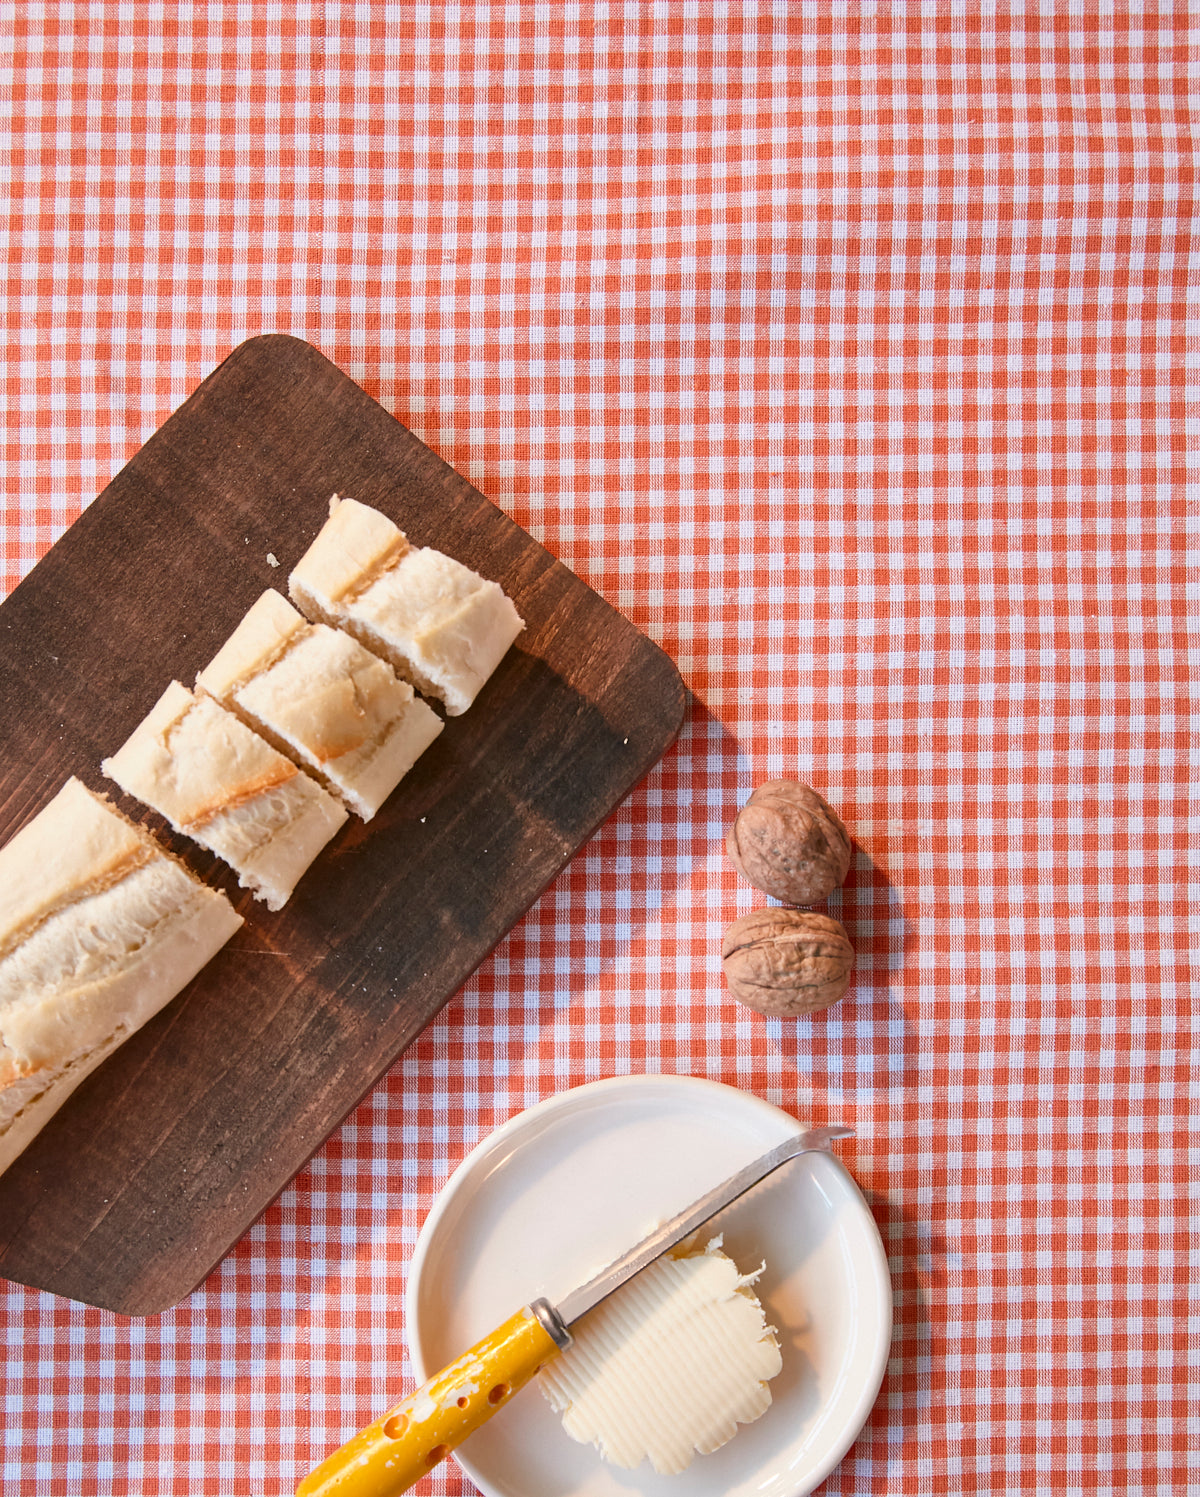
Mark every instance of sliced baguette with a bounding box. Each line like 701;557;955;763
0;777;242;1178
102;682;347;911
289;495;524;717
196;589;443;821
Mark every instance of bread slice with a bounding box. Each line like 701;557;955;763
289;495;525;717
0;777;242;1179
196;589;443;821
102;682;348;911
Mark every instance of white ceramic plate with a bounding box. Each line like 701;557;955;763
406;1075;892;1497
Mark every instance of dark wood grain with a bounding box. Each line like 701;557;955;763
0;336;687;1315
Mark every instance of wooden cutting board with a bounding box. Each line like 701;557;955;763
0;335;687;1315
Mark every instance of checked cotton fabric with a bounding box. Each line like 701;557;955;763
2;3;1198;1495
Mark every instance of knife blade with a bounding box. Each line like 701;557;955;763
295;1124;852;1497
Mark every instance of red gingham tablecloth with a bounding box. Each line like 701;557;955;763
2;4;1197;1494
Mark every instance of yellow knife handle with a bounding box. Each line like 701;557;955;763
296;1303;563;1497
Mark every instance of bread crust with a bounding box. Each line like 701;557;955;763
195;586;305;698
102;683;347;909
197;590;444;820
0;778;155;963
0;779;242;1178
290;494;410;606
288;496;524;716
347;547;525;714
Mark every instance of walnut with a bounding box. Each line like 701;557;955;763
721;907;854;1016
725;780;852;905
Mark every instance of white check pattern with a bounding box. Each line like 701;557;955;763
3;3;1199;1494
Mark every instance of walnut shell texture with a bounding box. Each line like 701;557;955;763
725;779;852;905
721;907;854;1016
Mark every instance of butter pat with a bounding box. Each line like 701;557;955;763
538;1238;782;1475
288;496;524;717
